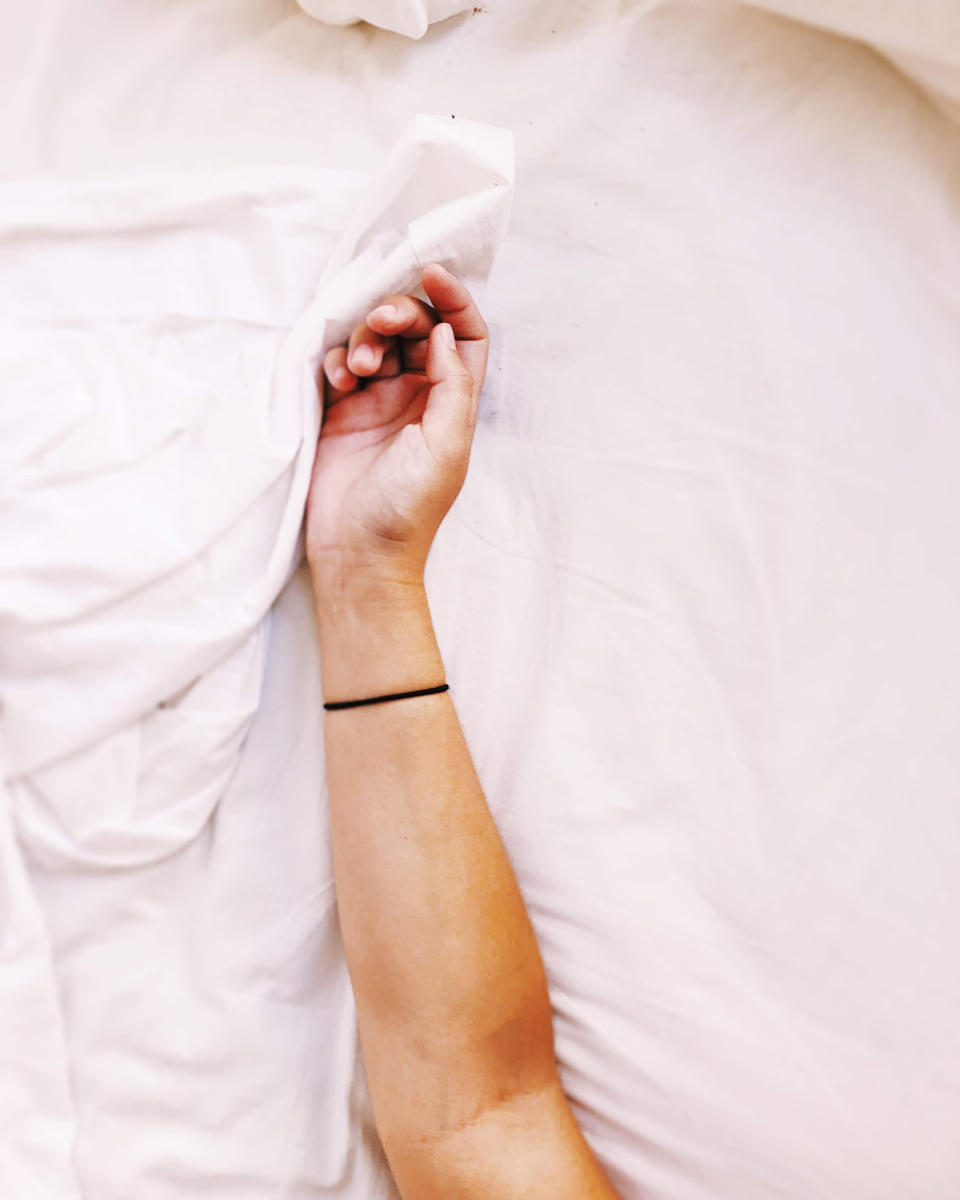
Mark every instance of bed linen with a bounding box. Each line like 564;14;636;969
743;0;960;118
0;115;511;1197
2;2;959;1198
294;0;960;109
295;0;471;39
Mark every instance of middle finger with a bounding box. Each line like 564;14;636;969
347;324;392;377
366;294;438;342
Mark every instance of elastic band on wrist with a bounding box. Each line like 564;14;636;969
323;683;449;711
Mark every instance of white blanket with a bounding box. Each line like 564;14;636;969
3;1;960;1197
0;115;512;1197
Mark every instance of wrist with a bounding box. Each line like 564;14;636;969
310;562;443;707
310;556;427;624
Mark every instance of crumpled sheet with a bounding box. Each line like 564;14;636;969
0;114;512;1198
295;0;471;39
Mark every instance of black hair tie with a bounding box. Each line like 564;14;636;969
323;683;449;712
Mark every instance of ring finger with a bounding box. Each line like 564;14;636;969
322;345;357;403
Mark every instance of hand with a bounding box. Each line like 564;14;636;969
306;264;489;591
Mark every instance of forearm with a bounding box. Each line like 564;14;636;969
314;570;558;1161
306;269;616;1198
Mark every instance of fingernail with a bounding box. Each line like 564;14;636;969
369;304;397;323
438;323;455;350
353;345;376;369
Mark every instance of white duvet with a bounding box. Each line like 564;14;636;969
2;1;960;1198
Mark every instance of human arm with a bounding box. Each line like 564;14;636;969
306;266;619;1198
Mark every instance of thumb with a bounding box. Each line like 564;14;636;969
421;322;477;464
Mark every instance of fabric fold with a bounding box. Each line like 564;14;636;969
0;114;512;1193
294;0;472;39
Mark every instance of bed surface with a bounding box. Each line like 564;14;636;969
3;2;960;1197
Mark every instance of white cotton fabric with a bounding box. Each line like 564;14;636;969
2;1;960;1198
295;0;470;39
0;116;512;787
742;0;960;118
0;115;511;1197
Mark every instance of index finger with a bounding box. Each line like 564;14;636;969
421;264;489;394
421;264;487;342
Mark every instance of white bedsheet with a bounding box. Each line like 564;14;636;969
2;2;960;1198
